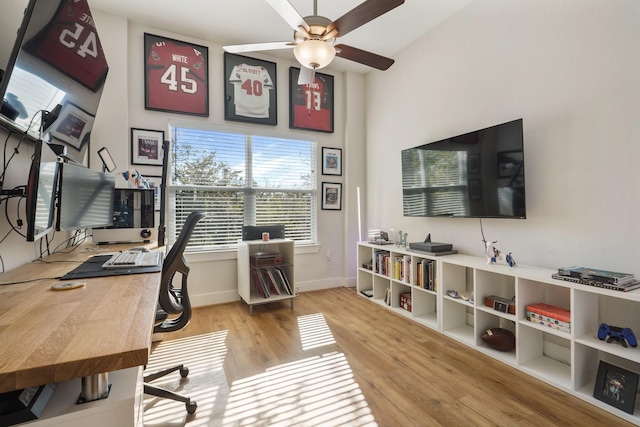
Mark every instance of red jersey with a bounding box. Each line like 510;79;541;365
292;74;332;132
144;34;208;116
24;0;108;92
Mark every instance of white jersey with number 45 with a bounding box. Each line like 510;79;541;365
229;64;274;118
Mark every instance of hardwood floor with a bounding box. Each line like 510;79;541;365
167;287;631;426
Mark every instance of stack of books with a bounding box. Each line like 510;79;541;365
552;266;640;292
526;302;571;333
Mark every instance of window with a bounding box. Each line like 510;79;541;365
168;125;317;250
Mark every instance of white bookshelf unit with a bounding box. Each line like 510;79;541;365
238;239;295;315
357;242;640;424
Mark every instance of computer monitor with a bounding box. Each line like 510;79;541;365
56;162;114;231
25;140;60;241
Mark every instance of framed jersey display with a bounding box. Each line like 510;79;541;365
289;67;334;133
224;53;277;126
23;0;109;92
144;33;209;116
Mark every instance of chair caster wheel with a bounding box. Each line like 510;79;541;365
186;400;197;414
180;367;189;378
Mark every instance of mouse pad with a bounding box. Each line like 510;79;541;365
60;255;162;280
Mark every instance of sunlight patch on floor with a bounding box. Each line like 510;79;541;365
223;352;377;426
144;331;229;427
297;312;336;350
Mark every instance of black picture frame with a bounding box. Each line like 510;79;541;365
321;182;342;210
469;178;482;201
131;128;165;166
224;52;277;126
593;361;639;414
144;33;209;116
468;154;480;174
322;147;342;176
289;67;334;133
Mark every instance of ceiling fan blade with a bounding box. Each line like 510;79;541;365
223;41;294;54
297;66;316;85
266;0;310;32
328;0;405;37
335;44;394;70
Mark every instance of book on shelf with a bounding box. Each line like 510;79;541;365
551;273;640;292
526;302;570;323
557;266;635;285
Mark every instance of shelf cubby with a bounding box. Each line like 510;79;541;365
356;242;640;424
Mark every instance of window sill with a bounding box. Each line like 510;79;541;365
184;243;320;262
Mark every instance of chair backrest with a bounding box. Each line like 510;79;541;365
156;211;206;333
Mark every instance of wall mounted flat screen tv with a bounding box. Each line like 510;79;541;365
401;118;525;219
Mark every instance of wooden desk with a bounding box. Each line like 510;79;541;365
0;243;161;394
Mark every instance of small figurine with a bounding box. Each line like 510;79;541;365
506;252;516;268
484;240;502;264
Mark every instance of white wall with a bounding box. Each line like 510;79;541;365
365;0;640;273
115;19;362;304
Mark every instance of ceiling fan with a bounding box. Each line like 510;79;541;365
223;0;405;84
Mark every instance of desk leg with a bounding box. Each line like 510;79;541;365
78;372;110;403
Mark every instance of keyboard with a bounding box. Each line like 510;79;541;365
102;250;144;268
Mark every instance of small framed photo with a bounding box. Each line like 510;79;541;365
321;182;342;210
593;361;639;414
224;52;277;126
289;67;334;133
144;175;162;211
322;147;342;176
468;154;480;174
49;102;94;149
144;33;209;116
469;179;482;201
131;128;165;166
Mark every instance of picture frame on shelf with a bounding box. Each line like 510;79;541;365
131;128;164;166
144;33;209;116
321;182;342;210
593;360;639;414
289;67;334;133
322;147;342;176
223;52;277;126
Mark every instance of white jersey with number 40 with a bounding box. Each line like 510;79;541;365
229;64;274;118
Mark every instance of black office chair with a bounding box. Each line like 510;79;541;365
144;211;206;415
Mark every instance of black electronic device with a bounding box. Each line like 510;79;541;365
598;323;638;348
242;224;285;241
408;242;453;253
56;162;114;231
92;189;155;244
401;118;526;219
25;140;60;241
0;0;107;161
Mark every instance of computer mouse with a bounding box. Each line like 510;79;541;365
131;246;150;252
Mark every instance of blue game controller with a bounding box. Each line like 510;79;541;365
598;323;637;348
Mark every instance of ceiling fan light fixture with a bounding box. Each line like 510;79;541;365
293;39;335;69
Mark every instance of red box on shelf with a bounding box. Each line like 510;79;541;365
400;293;412;312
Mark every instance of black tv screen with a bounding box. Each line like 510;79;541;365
401;118;526;219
